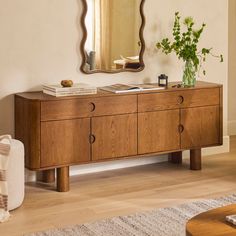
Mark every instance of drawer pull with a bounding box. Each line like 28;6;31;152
89;102;96;112
177;95;184;104
178;124;184;133
89;134;96;144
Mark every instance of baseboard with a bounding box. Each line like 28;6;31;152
25;136;230;182
25;155;168;182
183;135;230;158
70;155;168;176
228;120;236;136
202;135;230;156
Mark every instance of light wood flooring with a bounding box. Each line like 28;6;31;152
1;137;236;236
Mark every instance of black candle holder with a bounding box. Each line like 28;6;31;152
158;74;168;87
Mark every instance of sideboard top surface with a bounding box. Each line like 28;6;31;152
15;81;222;101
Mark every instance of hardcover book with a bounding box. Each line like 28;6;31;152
100;83;165;94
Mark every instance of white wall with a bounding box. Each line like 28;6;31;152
0;0;229;177
228;0;236;135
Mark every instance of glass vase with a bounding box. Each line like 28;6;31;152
182;60;197;87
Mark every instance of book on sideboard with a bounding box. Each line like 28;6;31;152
100;83;165;94
43;83;97;97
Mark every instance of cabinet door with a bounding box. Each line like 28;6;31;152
138;110;180;154
41;118;90;167
181;106;220;149
92;114;137;160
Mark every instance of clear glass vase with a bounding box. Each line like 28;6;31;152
182;60;197;87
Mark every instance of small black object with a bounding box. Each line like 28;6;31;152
172;84;182;88
158;74;168;87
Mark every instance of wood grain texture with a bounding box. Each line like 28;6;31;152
138;110;180;154
180;88;220;108
15;82;222;101
57;166;69;192
1;137;235;236
190;149;202;170
41;118;91;168
181;106;220;149
138;91;183;112
92;114;138;160
14;81;223;194
41;99;94;121
138;88;220;112
41;95;137;121
92;95;137;117
186;204;236;236
15;96;41;169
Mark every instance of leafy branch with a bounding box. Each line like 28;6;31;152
156;12;223;75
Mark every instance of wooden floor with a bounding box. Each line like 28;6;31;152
1;137;236;236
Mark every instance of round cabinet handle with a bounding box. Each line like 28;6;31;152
177;95;184;104
89;102;96;112
178;124;184;133
89;134;96;144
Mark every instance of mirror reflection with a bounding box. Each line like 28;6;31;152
82;0;144;73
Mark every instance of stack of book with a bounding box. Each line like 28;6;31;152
43;83;97;97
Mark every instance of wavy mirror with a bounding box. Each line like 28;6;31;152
80;0;145;74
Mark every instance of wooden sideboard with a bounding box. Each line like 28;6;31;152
15;81;223;192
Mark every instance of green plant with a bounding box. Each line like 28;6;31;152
156;12;223;76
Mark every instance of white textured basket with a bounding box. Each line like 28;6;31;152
6;139;25;211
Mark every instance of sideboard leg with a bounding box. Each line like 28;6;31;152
37;169;55;183
190;149;202;170
57;166;70;192
168;151;182;164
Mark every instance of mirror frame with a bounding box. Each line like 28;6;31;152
80;0;146;74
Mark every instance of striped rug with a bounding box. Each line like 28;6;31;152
26;194;236;236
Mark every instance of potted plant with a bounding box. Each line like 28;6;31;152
156;12;223;87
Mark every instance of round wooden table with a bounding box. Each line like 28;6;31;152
186;204;236;236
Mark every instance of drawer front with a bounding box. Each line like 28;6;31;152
138;88;220;112
41;99;93;121
138;92;181;112
180;88;220;108
41;95;137;121
92;95;137;117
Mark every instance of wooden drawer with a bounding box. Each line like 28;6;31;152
138;88;220;112
92;95;137;117
41;99;93;121
180;88;220;108
41;95;137;121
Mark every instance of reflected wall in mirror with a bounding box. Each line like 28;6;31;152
80;0;145;74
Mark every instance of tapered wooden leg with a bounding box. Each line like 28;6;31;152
190;149;202;170
37;169;55;183
168;151;182;164
57;166;70;192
